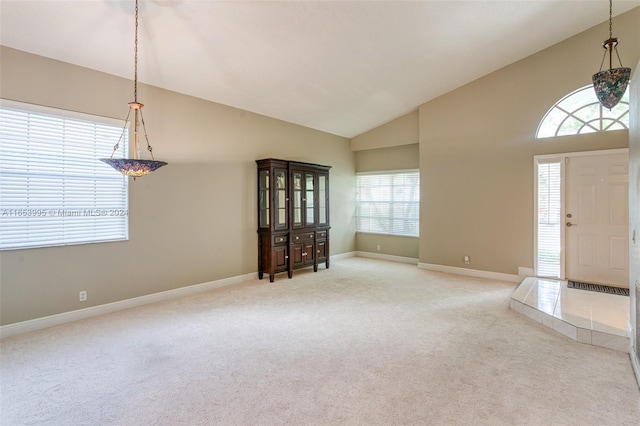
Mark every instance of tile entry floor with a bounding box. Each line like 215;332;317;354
511;277;630;352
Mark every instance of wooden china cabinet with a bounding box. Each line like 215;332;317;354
256;158;331;282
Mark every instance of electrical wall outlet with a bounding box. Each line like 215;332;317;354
463;255;470;264
79;291;87;302
376;245;381;251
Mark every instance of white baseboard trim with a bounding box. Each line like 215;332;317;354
1;255;511;338
0;252;357;339
355;251;419;265
518;267;534;279
0;272;257;339
629;322;640;390
631;347;640;391
331;251;357;261
417;263;520;283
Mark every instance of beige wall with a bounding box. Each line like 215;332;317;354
356;233;419;259
2;8;639;326
351;110;418;151
0;47;356;325
353;143;419;259
355;143;419;172
419;8;639;275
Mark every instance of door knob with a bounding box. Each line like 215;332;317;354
566;222;577;227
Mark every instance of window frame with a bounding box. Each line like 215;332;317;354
536;84;630;139
356;169;420;238
0;99;130;251
534;158;563;278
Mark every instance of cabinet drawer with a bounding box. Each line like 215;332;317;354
292;232;314;242
273;235;288;244
317;230;327;239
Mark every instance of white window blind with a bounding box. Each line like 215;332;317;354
356;170;419;237
537;161;561;277
0;100;129;250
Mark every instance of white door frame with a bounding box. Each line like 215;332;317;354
533;147;629;279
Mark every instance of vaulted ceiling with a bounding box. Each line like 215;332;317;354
1;1;638;138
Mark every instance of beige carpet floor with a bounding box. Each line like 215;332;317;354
1;257;639;425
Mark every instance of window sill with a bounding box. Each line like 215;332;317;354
356;232;418;239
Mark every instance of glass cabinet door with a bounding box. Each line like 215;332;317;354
292;172;303;227
305;172;315;226
257;159;330;281
258;170;269;227
318;174;327;225
274;169;288;229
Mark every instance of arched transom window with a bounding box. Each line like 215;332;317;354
536;85;629;139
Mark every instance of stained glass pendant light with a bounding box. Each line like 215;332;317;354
592;0;631;110
101;0;167;178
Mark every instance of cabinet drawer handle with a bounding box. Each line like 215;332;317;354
285;256;289;259
317;250;320;253
302;252;307;256
295;236;299;240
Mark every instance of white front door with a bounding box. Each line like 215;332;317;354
565;153;629;287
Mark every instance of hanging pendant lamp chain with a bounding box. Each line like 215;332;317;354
134;0;138;103
610;0;625;68
608;0;612;40
592;0;632;111
131;0;155;160
108;108;132;159
107;0;156;161
100;0;167;177
139;109;156;160
597;0;625;72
